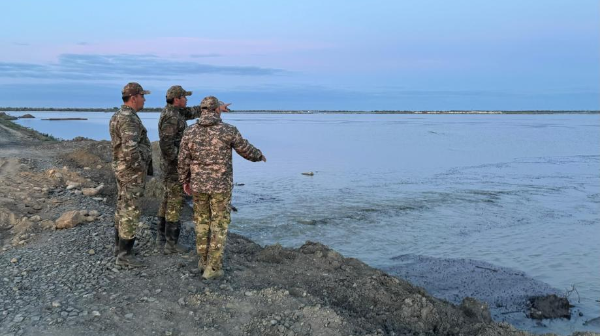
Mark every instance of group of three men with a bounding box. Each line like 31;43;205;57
109;82;266;280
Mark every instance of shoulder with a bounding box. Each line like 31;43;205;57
183;123;201;136
220;122;238;133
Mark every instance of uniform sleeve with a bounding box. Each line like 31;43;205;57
178;130;192;185
231;127;263;162
159;115;179;163
120;118;145;171
181;106;202;120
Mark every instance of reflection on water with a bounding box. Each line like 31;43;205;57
16;112;600;334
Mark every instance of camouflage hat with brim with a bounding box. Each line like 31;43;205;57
166;85;193;99
122;82;151;97
200;96;219;110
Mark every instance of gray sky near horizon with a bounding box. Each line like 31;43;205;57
0;1;598;110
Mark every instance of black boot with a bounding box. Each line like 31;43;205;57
114;227;119;256
156;216;166;246
164;221;190;254
116;238;144;267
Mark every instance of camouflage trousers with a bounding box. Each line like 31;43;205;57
193;192;232;271
157;180;184;222
115;179;145;240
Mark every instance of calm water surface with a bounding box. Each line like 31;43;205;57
16;112;600;334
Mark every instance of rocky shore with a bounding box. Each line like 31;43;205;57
0;119;597;336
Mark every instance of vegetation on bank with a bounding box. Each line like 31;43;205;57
1;107;598;114
0;118;58;142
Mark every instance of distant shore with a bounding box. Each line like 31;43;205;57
1;107;599;114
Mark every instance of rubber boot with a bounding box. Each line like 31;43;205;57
114;227;119;256
116;238;144;267
164;221;190;254
156;216;166;246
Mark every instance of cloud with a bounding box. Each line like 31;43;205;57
0;54;286;80
190;53;222;58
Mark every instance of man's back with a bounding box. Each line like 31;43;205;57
178;110;263;194
109;105;151;181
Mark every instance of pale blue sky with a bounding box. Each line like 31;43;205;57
0;0;598;110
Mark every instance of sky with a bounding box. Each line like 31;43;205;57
0;0;598;110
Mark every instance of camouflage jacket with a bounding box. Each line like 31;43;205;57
178;111;263;194
109;105;152;184
158;104;202;180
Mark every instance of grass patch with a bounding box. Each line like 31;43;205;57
0;118;59;142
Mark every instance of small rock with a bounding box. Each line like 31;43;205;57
88;249;95;255
10;258;18;263
13;315;24;323
55;210;84;230
30;215;42;222
83;167;91;170
178;297;186;306
96;165;103;169
52;301;61;307
92;311;101;316
66;182;81;190
125;313;133;319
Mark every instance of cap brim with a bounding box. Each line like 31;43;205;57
141;90;151;95
185;91;193;96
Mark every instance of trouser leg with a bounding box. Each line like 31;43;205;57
115;181;144;240
206;192;232;273
193;193;210;270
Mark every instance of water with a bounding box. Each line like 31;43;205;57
15;111;600;334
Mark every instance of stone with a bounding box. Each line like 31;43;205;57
66;182;81;190
85;216;96;222
82;184;104;196
55;211;84;230
30;215;42;222
528;294;571;319
459;297;492;323
10;258;18;263
52;301;61;307
96;165;103;169
92;311;101;316
125;313;133;319
88;249;95;255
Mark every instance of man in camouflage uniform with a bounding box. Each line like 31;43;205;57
178;96;266;280
156;85;231;254
109;82;153;267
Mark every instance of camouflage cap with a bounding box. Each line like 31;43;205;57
122;82;151;97
200;96;219;110
166;85;193;99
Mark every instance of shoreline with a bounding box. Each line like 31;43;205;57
0;118;598;336
2;108;600;114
